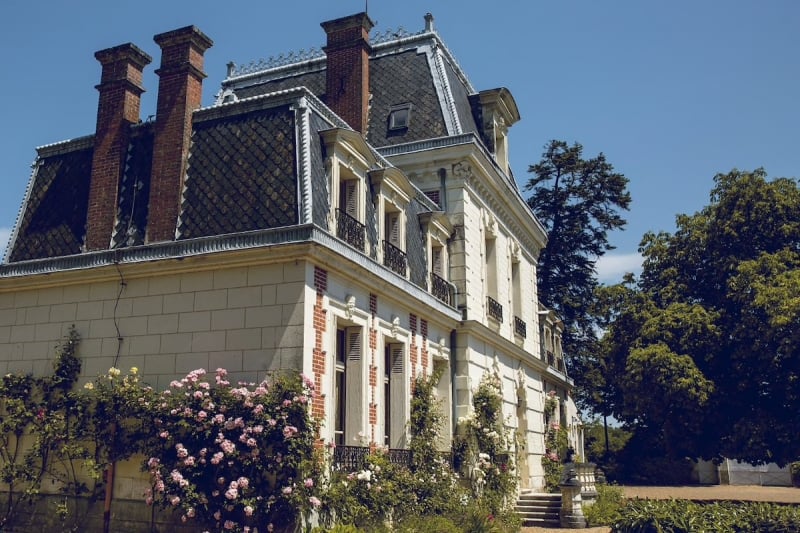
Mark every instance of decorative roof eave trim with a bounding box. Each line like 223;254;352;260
222;55;327;88
222;28;475;95
457;319;573;388
36;134;95;158
422;44;461;135
0;224;461;321
293;96;313;225
4;158;42;264
376;133;476;157
0;225;316;280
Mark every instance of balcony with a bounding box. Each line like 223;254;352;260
546;349;555;366
514;316;527;338
382;240;407;277
336;208;365;252
333;445;412;471
487;296;503;322
430;273;455;306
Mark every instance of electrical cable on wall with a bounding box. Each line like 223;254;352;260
112;259;126;369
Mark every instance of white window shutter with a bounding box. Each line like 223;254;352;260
347;329;361;362
432;247;443;276
391;345;404;374
388;213;400;245
345;181;357;218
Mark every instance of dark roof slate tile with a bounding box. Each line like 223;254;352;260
178;106;299;239
8;147;92;262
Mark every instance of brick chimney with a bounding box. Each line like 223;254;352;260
146;26;213;243
86;43;152;251
321;13;374;134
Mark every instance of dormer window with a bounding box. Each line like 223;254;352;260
370;167;414;278
336;173;365;252
382;205;407;277
419;211;453;306
388;103;412;131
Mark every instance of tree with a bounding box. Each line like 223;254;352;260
596;169;800;465
525;140;631;404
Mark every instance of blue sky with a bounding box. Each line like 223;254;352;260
2;1;798;282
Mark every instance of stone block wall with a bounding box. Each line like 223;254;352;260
0;260;306;391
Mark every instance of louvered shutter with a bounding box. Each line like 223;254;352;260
432;247;443;276
391;344;404;374
387;213;400;246
347;329;361;362
345;181;357;218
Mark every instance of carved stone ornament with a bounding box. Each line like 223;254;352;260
510;240;521;262
345;295;356;319
391;316;400;337
437;337;448;360
484;211;497;238
452;160;471;180
516;366;527;404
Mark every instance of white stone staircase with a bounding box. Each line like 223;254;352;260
515;492;561;528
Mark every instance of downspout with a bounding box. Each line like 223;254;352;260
449;327;457;438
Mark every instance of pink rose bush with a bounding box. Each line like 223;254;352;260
144;369;322;532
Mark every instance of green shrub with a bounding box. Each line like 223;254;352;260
612;499;800;532
583;484;625;526
395;514;461;533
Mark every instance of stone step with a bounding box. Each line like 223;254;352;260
515;493;561;528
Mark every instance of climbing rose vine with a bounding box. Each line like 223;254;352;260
144;369;322;532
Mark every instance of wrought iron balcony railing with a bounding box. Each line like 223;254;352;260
332;445;412;471
382;240;407;276
430;273;455;306
335;208;365;252
514;316;527;338
487;295;503;322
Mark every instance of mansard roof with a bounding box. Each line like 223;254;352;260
3;13;527;279
219;21;483;149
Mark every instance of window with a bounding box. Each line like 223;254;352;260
336;177;365;251
432;246;444;277
512;259;525;337
485;237;502;322
388;103;412;130
382;204;407;276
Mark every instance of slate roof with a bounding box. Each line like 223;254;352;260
8;138;93;262
220;26;482;149
3;16;486;298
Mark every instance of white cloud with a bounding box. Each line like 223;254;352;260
596;252;643;284
0;227;11;261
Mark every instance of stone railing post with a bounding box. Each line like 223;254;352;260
559;467;587;528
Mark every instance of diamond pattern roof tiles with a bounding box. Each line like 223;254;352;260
178;106;299;239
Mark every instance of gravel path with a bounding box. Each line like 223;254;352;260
520;484;800;533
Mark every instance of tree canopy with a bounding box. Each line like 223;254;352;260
594;169;800;465
525;140;631;403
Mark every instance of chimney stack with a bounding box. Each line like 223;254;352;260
86;43;152;251
321;13;374;134
146;26;213;243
